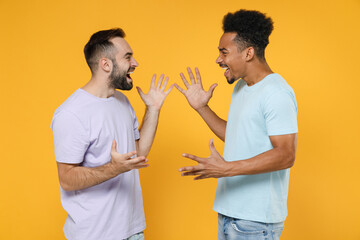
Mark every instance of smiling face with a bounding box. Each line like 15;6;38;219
216;32;248;84
108;37;138;90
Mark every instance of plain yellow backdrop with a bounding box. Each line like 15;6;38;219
0;0;359;239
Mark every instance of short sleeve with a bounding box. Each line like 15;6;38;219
128;102;140;140
264;90;298;136
51;111;90;164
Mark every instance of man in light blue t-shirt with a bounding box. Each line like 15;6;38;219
175;10;297;240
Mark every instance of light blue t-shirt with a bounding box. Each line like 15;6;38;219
213;73;298;223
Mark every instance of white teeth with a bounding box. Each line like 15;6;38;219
128;72;134;74
222;67;228;70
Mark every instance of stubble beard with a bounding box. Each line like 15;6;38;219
227;77;237;84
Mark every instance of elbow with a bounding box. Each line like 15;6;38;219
59;180;75;192
285;152;296;169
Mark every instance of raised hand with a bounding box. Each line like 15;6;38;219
110;140;149;173
179;139;230;180
175;67;217;111
136;74;173;111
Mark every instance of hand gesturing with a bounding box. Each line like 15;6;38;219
175;67;217;111
136;74;173;111
179;139;230;180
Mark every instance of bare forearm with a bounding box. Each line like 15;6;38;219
58;163;119;191
226;147;295;176
196;105;227;141
137;107;160;156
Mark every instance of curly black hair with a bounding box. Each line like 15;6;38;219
84;28;125;73
223;10;273;59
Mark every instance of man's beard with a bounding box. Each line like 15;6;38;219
109;60;133;91
227;77;237;84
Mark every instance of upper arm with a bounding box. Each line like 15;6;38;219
263;90;298;166
51;111;89;164
264;90;298;136
135;139;139;153
269;133;297;165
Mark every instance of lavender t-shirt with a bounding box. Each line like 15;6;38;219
51;89;145;240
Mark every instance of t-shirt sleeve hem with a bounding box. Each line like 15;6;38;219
56;158;83;164
268;129;298;136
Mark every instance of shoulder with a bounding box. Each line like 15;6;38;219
114;90;136;110
52;89;94;125
261;74;296;101
263;74;294;92
114;90;130;103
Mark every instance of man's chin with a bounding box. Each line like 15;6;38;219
227;77;237;84
117;83;133;91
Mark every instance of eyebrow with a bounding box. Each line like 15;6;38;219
123;52;133;57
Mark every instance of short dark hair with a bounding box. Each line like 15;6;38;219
84;28;125;73
222;10;273;59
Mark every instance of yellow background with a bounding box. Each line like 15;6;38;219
0;0;359;239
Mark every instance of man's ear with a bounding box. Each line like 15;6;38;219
99;57;112;73
245;47;255;61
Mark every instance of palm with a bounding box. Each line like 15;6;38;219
137;74;173;111
175;67;217;111
183;84;210;110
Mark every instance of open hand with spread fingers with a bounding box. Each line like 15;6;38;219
136;74;173;111
110;140;149;173
179;139;231;180
175;67;217;111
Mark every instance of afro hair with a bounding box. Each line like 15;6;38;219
223;10;274;59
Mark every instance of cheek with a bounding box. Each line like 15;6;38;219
229;58;244;75
118;61;130;72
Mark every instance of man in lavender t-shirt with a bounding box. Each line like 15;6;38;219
51;28;173;240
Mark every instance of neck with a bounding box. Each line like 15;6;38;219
81;75;115;98
242;59;273;86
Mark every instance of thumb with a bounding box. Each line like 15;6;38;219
207;83;218;96
136;86;145;98
209;139;219;155
111;140;117;152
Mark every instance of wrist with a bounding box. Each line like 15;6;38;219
107;161;120;177
195;104;209;114
224;161;236;177
146;105;161;113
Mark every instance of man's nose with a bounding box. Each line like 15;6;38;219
131;57;139;67
216;55;222;64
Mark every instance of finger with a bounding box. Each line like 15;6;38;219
187;67;196;84
165;84;174;95
128;156;147;164
136;86;145;98
209;138;222;158
195;67;203;88
160;76;169;91
150;74;156;88
135;163;150;169
178;165;201;172
194;175;208;180
182;153;204;163
209;138;216;153
207;83;218;97
180;72;190;89
111;140;117;152
156;74;165;89
174;83;186;95
182;171;202;176
121;151;137;160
